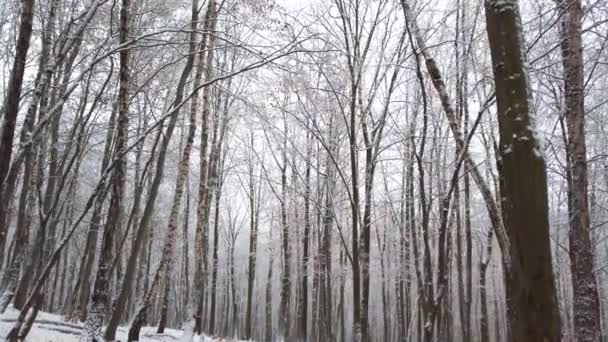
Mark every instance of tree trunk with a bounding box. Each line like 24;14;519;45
181;178;191;325
103;1;207;338
278;127;291;340
296;131;312;342
484;1;562;339
81;0;131;338
480;229;494;342
67;103;117;322
245;133;259;340
266;229;274;342
559;0;603;340
229;238;238;337
128;87;207;339
208;163;223;335
0;0;35;188
191;0;218;333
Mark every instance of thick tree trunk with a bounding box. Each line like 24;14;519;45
0;149;37;313
484;1;562;339
0;0;60;311
1;0;103;277
0;0;35;187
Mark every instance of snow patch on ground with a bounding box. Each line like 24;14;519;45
0;308;247;341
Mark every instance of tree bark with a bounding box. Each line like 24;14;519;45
480;229;494;342
484;1;562;339
0;0;35;188
81;0;131;338
103;1;206;338
244;133;259;340
208;158;223;335
559;0;603;340
266;226;274;342
191;0;218;333
278;122;291;340
296;131;312;342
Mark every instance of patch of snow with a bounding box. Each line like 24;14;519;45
0;308;249;342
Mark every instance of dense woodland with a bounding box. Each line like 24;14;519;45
0;0;607;341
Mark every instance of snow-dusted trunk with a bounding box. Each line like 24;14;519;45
80;0;131;339
128;74;204;338
208;157;223;334
454;4;473;339
66;103;116;321
191;0;218;334
0;51;50;316
1;0;103;276
0;0;35;197
0;153;37;313
156;259;172;333
204;83;229;334
44;24;84;317
559;0;603;340
485;0;561;340
0;0;60;312
103;1;204;339
180;177;191;325
13;0;60;310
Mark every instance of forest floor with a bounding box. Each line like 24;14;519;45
0;308;245;341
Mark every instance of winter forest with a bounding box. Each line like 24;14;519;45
0;0;607;341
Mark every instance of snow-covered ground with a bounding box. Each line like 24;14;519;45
0;308;244;341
